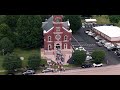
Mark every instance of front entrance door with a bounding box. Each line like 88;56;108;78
56;44;60;50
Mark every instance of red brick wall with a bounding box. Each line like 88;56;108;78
44;24;72;50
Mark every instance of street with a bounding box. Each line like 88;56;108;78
35;64;120;75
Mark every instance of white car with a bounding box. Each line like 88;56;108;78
85;30;90;34
42;68;54;73
93;63;103;67
86;56;92;61
78;47;86;51
94;36;100;40
22;70;35;75
88;32;93;36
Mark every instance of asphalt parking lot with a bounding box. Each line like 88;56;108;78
71;26;120;65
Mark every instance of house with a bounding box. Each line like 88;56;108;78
41;15;73;65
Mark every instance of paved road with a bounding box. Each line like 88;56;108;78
35;64;120;75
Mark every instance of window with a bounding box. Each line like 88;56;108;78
64;35;68;41
64;43;67;49
56;18;60;22
48;36;51;41
56;27;60;32
48;44;52;50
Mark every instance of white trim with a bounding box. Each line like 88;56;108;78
67;20;70;26
47;41;53;42
44;27;54;33
63;40;69;42
62;27;71;33
53;32;63;34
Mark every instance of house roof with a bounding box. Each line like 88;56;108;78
93;26;120;37
42;16;70;31
42;16;53;31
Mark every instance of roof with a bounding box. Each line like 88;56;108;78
42;16;70;31
42;16;53;31
85;19;97;22
93;26;120;37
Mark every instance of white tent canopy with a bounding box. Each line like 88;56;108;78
85;19;97;22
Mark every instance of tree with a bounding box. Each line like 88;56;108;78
28;54;41;70
72;50;86;66
63;15;82;33
0;15;6;24
0;23;13;40
91;50;105;63
108;15;120;24
4;15;20;31
41;15;51;22
2;53;22;72
0;37;14;55
16;15;43;49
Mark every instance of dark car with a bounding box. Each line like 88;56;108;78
81;63;93;68
114;50;120;57
108;47;118;51
7;73;15;75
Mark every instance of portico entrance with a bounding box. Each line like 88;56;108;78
56;44;60;49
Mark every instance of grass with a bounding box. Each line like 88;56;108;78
0;48;41;71
63;64;76;68
14;48;40;67
92;15;110;24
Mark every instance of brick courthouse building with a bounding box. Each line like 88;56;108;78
41;15;73;65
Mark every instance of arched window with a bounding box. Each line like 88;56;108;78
64;43;67;49
48;36;51;41
64;35;68;41
48;44;52;50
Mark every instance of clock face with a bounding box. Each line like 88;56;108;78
55;34;61;40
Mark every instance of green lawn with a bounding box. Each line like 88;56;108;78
14;48;40;67
0;48;41;71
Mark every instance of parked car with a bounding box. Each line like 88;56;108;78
86;55;92;61
85;30;90;34
81;63;93;68
7;73;15;75
96;42;103;47
95;36;102;41
93;63;103;67
114;49;120;56
91;33;96;37
88;31;93;36
22;70;35;75
99;40;107;45
42;68;54;73
104;42;112;48
78;47;86;51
